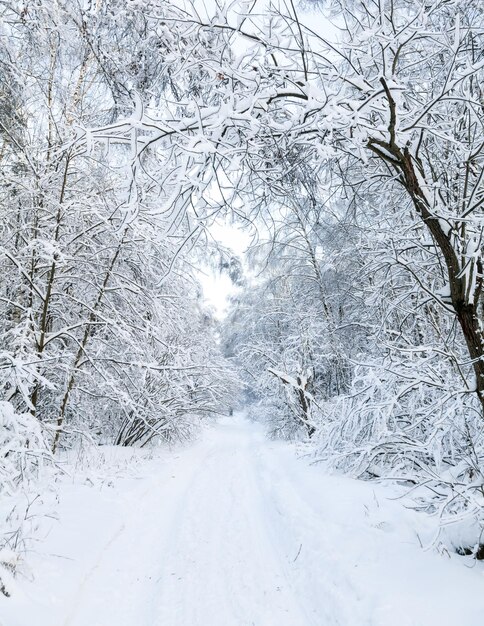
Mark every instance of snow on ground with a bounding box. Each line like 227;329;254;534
2;413;484;626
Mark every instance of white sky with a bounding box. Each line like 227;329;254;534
198;220;252;320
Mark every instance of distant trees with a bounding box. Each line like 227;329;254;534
224;194;363;437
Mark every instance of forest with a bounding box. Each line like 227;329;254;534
1;0;484;623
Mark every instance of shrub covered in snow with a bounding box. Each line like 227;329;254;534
0;402;51;497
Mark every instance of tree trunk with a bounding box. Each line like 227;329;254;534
455;303;484;410
368;95;484;413
296;375;315;437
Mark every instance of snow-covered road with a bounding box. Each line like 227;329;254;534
3;415;484;626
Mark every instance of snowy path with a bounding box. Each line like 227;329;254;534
3;415;484;626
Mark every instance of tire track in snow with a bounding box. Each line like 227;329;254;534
50;417;372;626
251;439;373;626
62;443;222;626
149;426;312;626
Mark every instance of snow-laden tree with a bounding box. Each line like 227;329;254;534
0;0;237;462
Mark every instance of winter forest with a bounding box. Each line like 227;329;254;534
1;0;484;624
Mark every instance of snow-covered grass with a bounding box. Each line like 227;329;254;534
0;440;160;599
1;414;484;625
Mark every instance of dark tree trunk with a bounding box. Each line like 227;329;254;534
456;303;484;410
296;375;315;437
368;84;484;413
